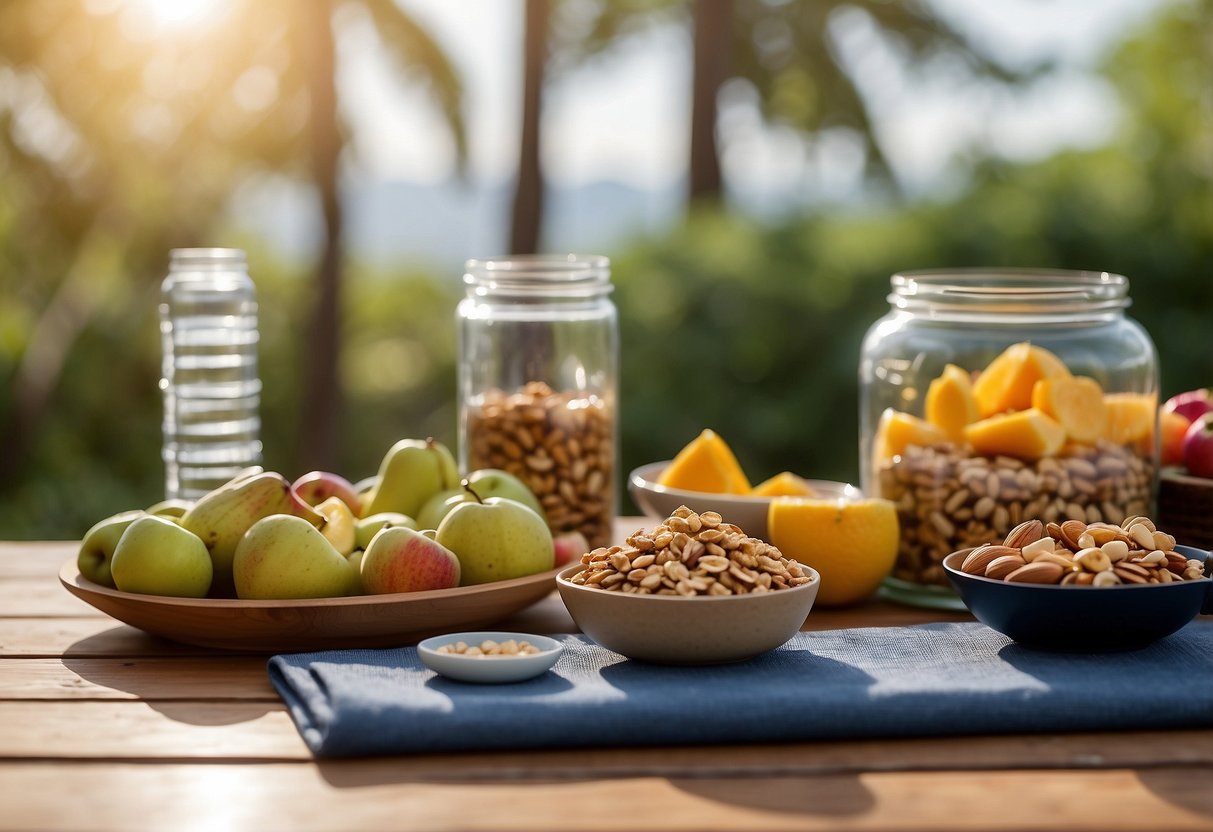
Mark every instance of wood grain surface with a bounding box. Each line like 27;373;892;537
3;532;1212;832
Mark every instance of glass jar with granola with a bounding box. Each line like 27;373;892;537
859;269;1159;609
457;255;618;549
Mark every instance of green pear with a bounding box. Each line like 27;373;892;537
146;499;193;520
78;510;148;587
181;471;322;593
354;512;418;550
232;515;353;600
346;550;365;595
110;515;213;598
435;482;554;585
362;437;459;519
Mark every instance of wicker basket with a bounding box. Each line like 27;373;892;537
1157;470;1213;550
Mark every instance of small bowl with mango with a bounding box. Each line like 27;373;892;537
629;430;901;607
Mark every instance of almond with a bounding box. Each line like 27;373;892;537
1035;552;1076;569
1152;531;1177;551
1058;520;1088;551
985;554;1027;580
1003;519;1045;549
1093;571;1122;586
1006;561;1065;584
1122;515;1156;533
962;545;1021;575
1100;540;1130;563
1113;566;1149;585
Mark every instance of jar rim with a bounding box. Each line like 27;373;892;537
464;254;612;299
170;248;248;269
890;268;1129;315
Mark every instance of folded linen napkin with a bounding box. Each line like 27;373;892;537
268;620;1213;758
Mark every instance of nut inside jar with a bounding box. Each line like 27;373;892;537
466;381;615;549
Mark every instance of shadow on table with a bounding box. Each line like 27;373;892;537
1137;770;1213;821
62;626;278;726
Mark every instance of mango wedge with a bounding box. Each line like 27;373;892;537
964;408;1066;460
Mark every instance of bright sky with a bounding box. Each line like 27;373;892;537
335;0;1169;198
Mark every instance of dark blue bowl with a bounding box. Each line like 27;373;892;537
943;545;1213;651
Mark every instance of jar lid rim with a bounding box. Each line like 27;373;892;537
890;268;1129;313
464;254;612;299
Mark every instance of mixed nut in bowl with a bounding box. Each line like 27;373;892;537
556;506;820;664
942;515;1213;651
628;461;859;542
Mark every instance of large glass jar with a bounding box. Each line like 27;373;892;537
859;270;1159;609
457;255;618;549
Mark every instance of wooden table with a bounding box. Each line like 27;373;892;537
5;528;1213;831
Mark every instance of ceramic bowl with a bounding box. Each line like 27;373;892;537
943;545;1213;651
417;632;564;683
628;461;860;540
555;563;820;664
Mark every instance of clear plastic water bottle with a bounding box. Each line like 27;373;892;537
160;248;263;500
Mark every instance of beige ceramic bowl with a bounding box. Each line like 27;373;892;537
556;563;821;664
628;461;860;541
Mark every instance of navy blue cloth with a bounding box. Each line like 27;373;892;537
268;621;1213;758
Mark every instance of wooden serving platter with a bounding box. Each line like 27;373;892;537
59;559;562;653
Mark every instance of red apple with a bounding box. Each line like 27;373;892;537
1182;413;1213;478
359;526;461;594
292;471;363;515
552;530;589;568
1163;388;1213;423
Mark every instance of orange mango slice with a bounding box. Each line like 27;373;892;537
751;472;817;498
925;364;979;442
972;342;1071;418
657;429;751;494
1030;375;1108;444
872;408;948;463
1103;393;1158;446
964;408;1067;460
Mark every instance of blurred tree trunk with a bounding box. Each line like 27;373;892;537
299;0;345;473
510;0;549;255
689;0;732;202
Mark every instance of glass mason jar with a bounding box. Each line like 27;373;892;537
859;269;1159;609
456;255;619;550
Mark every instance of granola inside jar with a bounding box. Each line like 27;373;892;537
457;256;618;549
859;270;1159;609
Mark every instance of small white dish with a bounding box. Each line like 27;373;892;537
417;631;564;683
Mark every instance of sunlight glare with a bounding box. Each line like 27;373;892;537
138;0;225;27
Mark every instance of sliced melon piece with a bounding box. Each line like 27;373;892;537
925;364;979;442
964;408;1067;460
972;342;1071;418
657;429;751;494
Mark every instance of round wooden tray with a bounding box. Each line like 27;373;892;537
59;558;561;653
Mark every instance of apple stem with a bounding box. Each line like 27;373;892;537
461;479;484;504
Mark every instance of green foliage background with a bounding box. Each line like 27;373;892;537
0;1;1209;539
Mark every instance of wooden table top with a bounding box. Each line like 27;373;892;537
4;524;1213;832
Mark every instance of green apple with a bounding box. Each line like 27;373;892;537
78;510;147;587
110;515;213;598
232;514;353;600
415;488;466;531
418;470;545;531
362;437;459;519
361;526;461;594
354;512;417;550
435;482;554;585
466;469;545;519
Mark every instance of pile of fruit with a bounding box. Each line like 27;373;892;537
78;438;588;600
656;428;818;497
1160;388;1213;477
